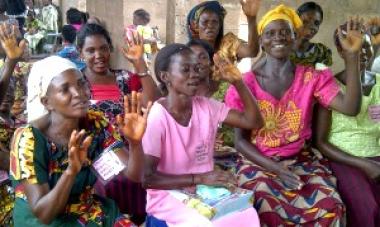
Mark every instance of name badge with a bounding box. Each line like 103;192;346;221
92;142;126;183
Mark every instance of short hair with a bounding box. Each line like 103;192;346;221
297;2;324;22
186;39;214;62
66;7;83;24
76;23;113;50
61;24;77;44
133;9;150;23
154;43;192;94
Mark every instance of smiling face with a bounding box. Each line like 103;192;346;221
198;10;221;44
260;19;295;59
80;34;111;74
43;69;90;119
161;50;202;97
299;10;322;41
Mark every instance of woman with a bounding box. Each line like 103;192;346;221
10;55;150;226
77;23;158;223
187;0;260;59
316;19;380;227
225;5;364;226
290;1;332;66
143;43;263;226
0;22;26;227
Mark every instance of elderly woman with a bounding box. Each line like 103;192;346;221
225;4;364;226
9;56;150;227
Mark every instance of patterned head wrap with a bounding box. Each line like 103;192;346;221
186;1;226;43
257;4;303;35
27;56;78;123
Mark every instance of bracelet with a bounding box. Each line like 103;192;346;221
136;71;150;78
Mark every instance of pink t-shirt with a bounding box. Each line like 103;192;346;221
142;96;230;216
225;65;340;157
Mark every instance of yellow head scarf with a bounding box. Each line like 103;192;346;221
257;4;303;35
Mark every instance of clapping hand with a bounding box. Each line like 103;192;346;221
116;91;152;144
66;130;93;176
0;22;26;60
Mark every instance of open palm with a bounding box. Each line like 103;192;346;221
117;91;152;144
121;31;144;63
365;17;380;46
0;23;26;60
240;0;261;17
213;54;242;83
339;17;364;54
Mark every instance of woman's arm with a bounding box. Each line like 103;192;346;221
234;128;303;189
236;0;261;59
22;130;92;225
114;142;145;183
143;154;236;190
328;19;363;116
0;23;26;104
213;55;263;129
315;105;380;182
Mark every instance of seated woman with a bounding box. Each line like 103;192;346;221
9;56;150;226
143;43;263;226
225;5;364;226
77;23;159;223
290;1;332;66
316;19;380;227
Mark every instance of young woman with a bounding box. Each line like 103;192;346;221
225;4;364;226
77;23;158;223
10;55;150;226
290;1;333;66
316;19;380;227
142;43;263;226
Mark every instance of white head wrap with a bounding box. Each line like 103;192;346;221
27;56;78;123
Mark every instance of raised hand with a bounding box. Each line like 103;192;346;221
365;17;380;46
66;130;93;175
121;31;145;64
0;23;26;60
240;0;261;17
213;54;242;83
338;17;364;54
116;91;152;144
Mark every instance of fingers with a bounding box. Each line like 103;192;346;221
136;92;142;115
81;136;93;152
116;114;124;127
131;91;137;113
143;101;153;120
68;129;78;149
18;39;27;50
123;95;130;114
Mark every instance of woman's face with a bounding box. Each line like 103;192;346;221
299;10;322;41
261;19;295;59
198;10;221;44
80;35;111;74
44;69;90;119
190;45;211;95
164;50;202;97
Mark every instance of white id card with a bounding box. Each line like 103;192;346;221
92;142;126;183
